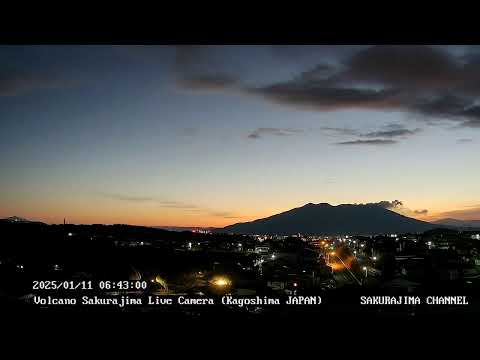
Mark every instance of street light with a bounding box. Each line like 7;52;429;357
211;276;231;287
327;251;335;265
362;266;368;277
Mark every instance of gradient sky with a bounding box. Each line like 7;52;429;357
1;45;480;226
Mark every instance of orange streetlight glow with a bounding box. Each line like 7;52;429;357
211;276;231;287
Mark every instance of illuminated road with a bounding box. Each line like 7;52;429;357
333;269;358;286
324;250;363;286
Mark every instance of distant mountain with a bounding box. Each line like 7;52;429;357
221;203;437;235
3;216;33;223
433;218;480;229
153;226;214;232
1;216;45;225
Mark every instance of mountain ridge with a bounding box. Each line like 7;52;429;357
433;218;480;229
1;216;46;225
222;202;438;235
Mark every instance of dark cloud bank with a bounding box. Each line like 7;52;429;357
250;45;480;129
173;45;480;145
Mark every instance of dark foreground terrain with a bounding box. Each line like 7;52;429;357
1;220;480;320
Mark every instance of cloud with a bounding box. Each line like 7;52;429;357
175;45;480;130
366;200;429;218
320;126;360;136
368;200;404;209
248;84;401;112
335;139;397;146
208;211;243;219
173;45;239;91
247;127;304;139
269;45;368;62
155;201;200;210
361;128;422;138
0;74;77;96
435;206;480;220
99;192;242;219
322;124;422;145
286;47;480;128
463;204;480;208
409;95;480;128
100;193;153;202
253;45;480;127
383;123;408;130
100;193;199;210
0;47;81;96
344;45;462;90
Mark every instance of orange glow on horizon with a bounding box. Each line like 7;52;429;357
2;201;479;227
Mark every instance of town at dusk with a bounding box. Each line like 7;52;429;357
1;45;480;319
